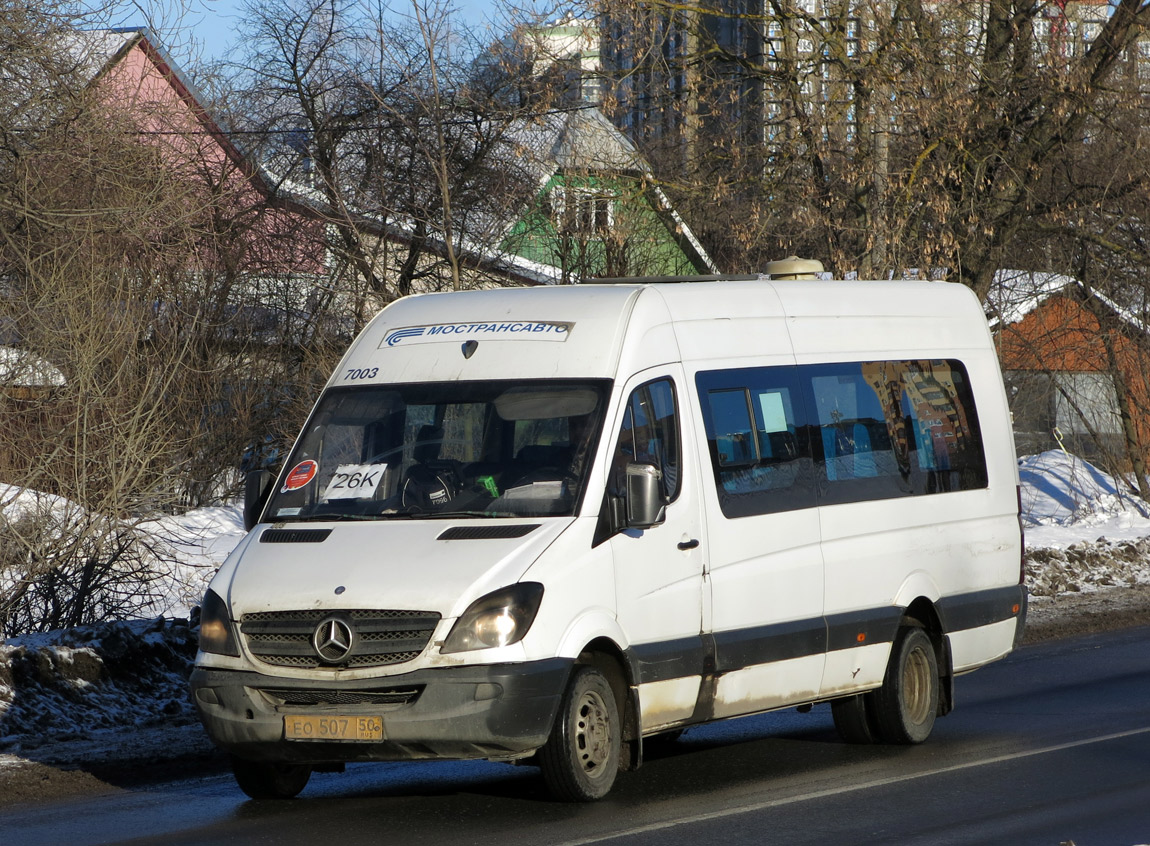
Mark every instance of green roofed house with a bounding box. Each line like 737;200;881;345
500;107;717;283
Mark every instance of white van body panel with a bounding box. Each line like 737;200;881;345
661;280;796;364
713;655;826;718
330;286;641;386
226;521;568;624
638;677;702;730
949;618;1018;672
191;277;1025;785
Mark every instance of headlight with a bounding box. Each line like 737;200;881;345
441;583;544;654
198;588;240;657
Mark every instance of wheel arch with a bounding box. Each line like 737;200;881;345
900;596;955;717
575;638;642;770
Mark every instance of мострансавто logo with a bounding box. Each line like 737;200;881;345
381;321;571;348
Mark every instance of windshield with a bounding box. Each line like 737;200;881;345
264;379;611;522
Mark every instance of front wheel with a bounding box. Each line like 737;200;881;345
538;666;621;802
870;626;939;744
231;757;313;800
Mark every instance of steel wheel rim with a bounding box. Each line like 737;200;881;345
902;645;933;726
573;689;612;777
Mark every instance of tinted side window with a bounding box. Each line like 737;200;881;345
808;360;987;504
697;368;816;518
696;360;988;517
900;360;988;493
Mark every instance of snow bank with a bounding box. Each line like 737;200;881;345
1020;450;1150;535
136;506;246;618
0;484;246;622
0;618;199;746
0;483;80;524
1018;451;1150;597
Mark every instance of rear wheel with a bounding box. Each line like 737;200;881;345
871;626;939;744
831;693;879;744
538;666;621;802
231;757;313;800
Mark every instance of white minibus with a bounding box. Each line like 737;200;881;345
191;275;1026;801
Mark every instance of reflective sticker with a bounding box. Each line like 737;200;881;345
322;464;386;500
282;460;319;492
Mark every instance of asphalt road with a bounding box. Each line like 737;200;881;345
5;626;1150;846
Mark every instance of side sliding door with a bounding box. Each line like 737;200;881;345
694;366;826;718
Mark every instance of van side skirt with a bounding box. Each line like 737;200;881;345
623;585;1024;726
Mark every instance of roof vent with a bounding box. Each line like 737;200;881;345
764;257;824;280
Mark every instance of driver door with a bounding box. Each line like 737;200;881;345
607;369;708;732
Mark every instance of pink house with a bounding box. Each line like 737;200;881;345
77;27;329;282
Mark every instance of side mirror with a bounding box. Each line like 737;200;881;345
244;469;273;531
625;463;666;529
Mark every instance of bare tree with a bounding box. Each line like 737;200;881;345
227;0;554;308
0;53;209;631
0;12;340;632
596;0;1150;289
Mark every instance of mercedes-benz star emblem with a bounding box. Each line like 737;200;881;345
312;616;355;663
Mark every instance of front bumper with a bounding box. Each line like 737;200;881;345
190;658;572;764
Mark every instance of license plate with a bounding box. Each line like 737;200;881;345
283;714;384;741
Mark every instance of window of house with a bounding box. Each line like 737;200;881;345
1004;370;1122;437
550;186;615;235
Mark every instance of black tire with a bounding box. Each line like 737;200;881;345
871;627;939;744
538;666;621;802
831;693;879;744
231;757;312;800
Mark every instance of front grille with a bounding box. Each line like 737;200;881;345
241;609;441;670
259;687;424;707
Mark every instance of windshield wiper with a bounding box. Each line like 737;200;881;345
401;510;514;519
287;513;378;523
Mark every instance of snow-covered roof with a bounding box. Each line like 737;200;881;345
509;107;648;175
986;269;1150;335
985;270;1079;328
0;347;65;388
57;28;139;76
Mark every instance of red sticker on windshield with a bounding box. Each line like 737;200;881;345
282;460;319;492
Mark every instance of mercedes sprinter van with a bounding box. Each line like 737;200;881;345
191;276;1026;801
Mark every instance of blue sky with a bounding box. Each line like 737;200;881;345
101;0;534;64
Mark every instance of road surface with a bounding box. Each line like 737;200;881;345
4;626;1149;846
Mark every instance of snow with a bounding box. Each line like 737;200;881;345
0;483;76;522
1017;450;1150;598
0;346;66;388
1020;450;1150;545
0;484;246;621
136;506;247;619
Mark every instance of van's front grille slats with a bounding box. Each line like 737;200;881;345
259;687;424;707
240;609;440;670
